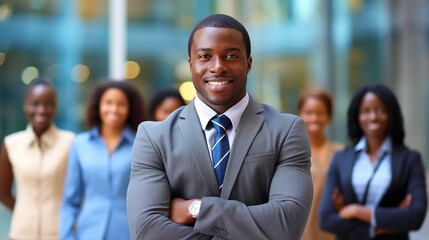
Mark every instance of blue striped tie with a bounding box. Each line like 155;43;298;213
210;115;232;189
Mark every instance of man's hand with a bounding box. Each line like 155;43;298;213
169;198;198;225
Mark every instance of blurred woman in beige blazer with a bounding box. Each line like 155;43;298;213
298;87;343;240
0;78;74;240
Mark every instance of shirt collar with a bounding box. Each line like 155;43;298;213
121;126;136;143
25;124;58;147
194;93;249;132
354;136;392;155
89;126;135;144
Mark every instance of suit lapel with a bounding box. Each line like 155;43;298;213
343;149;360;202
384;146;404;197
178;102;220;196
221;97;265;199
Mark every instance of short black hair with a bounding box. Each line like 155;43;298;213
26;77;55;97
86;80;146;131
347;84;405;145
148;88;185;120
188;14;251;58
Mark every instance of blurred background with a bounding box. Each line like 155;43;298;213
0;0;428;238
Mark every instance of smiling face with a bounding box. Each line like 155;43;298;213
358;92;389;141
24;84;57;136
299;97;331;137
188;27;252;113
99;88;130;130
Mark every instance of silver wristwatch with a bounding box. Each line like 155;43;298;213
188;200;201;218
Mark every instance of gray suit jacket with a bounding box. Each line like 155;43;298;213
127;96;313;240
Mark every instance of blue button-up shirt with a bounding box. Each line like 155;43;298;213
60;126;135;240
352;137;392;235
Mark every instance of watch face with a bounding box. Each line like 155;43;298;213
189;201;201;217
190;205;197;213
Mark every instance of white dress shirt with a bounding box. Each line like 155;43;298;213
194;93;249;158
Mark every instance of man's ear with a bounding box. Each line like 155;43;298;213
247;56;252;73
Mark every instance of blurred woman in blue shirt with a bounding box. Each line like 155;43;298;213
60;80;145;240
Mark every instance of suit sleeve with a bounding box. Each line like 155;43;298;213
60;140;84;240
193;117;313;240
375;151;427;230
127;123;212;240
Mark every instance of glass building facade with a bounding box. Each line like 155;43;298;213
0;0;429;238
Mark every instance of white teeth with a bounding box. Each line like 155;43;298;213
208;81;228;86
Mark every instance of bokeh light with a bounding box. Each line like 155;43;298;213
179;81;196;102
0;52;5;65
0;4;12;22
123;61;140;79
21;66;39;84
70;64;90;83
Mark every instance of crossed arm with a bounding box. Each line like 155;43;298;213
332;188;412;235
320;151;427;239
127;119;313;240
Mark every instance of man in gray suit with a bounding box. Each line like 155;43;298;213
127;14;313;240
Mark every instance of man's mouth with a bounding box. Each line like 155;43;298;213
207;81;230;86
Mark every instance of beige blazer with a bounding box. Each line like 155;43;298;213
5;124;74;240
301;141;343;240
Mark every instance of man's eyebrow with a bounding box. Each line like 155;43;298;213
224;47;242;52
194;47;242;53
195;48;212;53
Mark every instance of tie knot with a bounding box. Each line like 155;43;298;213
211;115;231;134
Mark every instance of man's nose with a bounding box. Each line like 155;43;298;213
209;56;227;73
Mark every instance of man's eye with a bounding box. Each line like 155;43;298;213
199;54;210;59
226;54;237;59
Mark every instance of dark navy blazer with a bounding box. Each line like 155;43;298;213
320;145;427;240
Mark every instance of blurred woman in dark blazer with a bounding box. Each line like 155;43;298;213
320;84;427;240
